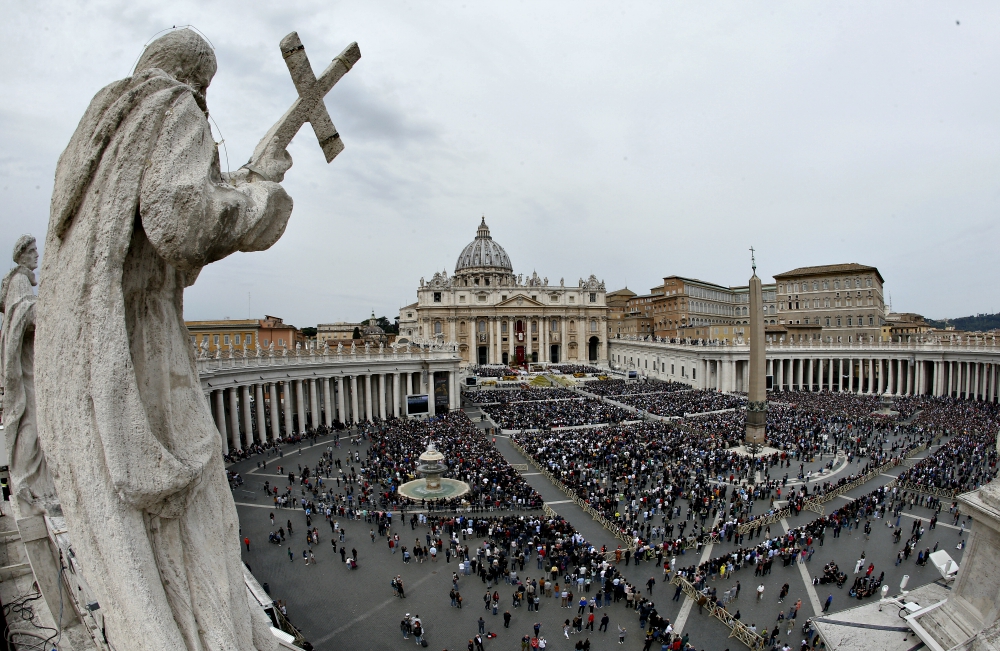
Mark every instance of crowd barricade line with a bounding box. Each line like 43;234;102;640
669;575;766;651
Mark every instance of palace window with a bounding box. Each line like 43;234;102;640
501;321;508;334
531;321;538;334
223;335;230;345
213;335;219;345
478;320;485;333
847;316;853;326
825;317;831;327
868;316;874;326
433;292;442;302
834;280;840;289
501;295;507;302
836;317;842;327
589;293;596;303
551;319;558;331
234;334;241;345
569;296;575;303
434;321;443;334
459;295;466;303
591;320;597;332
866;277;872;287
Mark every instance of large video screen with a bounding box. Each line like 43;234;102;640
407;394;429;415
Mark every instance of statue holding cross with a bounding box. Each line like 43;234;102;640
36;28;360;651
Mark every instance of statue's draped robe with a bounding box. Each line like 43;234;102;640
0;267;53;512
36;68;291;650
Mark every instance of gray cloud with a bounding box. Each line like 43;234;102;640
1;1;998;325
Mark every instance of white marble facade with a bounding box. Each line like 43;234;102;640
398;218;609;366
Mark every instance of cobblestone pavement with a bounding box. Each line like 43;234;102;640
227;423;966;651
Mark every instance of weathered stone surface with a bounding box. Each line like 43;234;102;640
35;29;296;650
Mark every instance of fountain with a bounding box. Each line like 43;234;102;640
397;440;471;501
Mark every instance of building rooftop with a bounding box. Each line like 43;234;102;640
774;263;883;283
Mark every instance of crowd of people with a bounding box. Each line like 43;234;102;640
464;388;579;404
550;365;605;375
582;378;690;397
614;390;745;418
468;365;517;377
482;398;636;430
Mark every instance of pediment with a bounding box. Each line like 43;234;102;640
496;294;545;308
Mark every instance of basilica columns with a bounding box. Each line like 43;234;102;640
350;375;360;424
364;374;373;421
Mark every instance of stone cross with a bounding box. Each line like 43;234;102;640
249;32;361;174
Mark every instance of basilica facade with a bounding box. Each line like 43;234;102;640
398;218;609;366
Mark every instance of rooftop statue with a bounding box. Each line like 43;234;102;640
0;235;57;516
35;28;358;651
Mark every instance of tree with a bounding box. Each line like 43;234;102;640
301;326;317;337
352;326;361;339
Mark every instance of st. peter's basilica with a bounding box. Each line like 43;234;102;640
398;218;608;366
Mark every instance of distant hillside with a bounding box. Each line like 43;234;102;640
926;312;1000;332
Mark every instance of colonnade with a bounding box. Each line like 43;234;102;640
608;340;1000;403
205;369;462;455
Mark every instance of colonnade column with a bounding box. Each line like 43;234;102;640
228;387;242;451
254;384;266;444
363;374;372;422
269;382;280;440
427;370;437;417
337;377;346;425
393;373;401;417
349;375;359;424
378;374;387;420
309;379;319;430
214;390;229;454
322;378;333;428
282;382;293;436
240;385;253;448
294;380;306;433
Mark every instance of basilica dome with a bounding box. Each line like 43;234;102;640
455;217;513;274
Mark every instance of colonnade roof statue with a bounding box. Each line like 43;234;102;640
33;28;359;650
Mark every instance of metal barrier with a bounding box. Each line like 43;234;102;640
510;464;530;472
669;575;766;651
893;481;958;499
736;508;792;535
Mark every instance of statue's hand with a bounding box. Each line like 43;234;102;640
236;146;293;184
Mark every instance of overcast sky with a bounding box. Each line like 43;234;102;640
2;2;998;326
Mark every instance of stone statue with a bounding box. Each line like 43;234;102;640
268;341;275;356
364;341;370;354
0;235;57;516
351;341;357;355
35;29;317;651
337;341;344;355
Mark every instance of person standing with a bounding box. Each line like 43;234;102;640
824;594;833;612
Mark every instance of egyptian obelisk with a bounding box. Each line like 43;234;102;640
745;250;767;447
